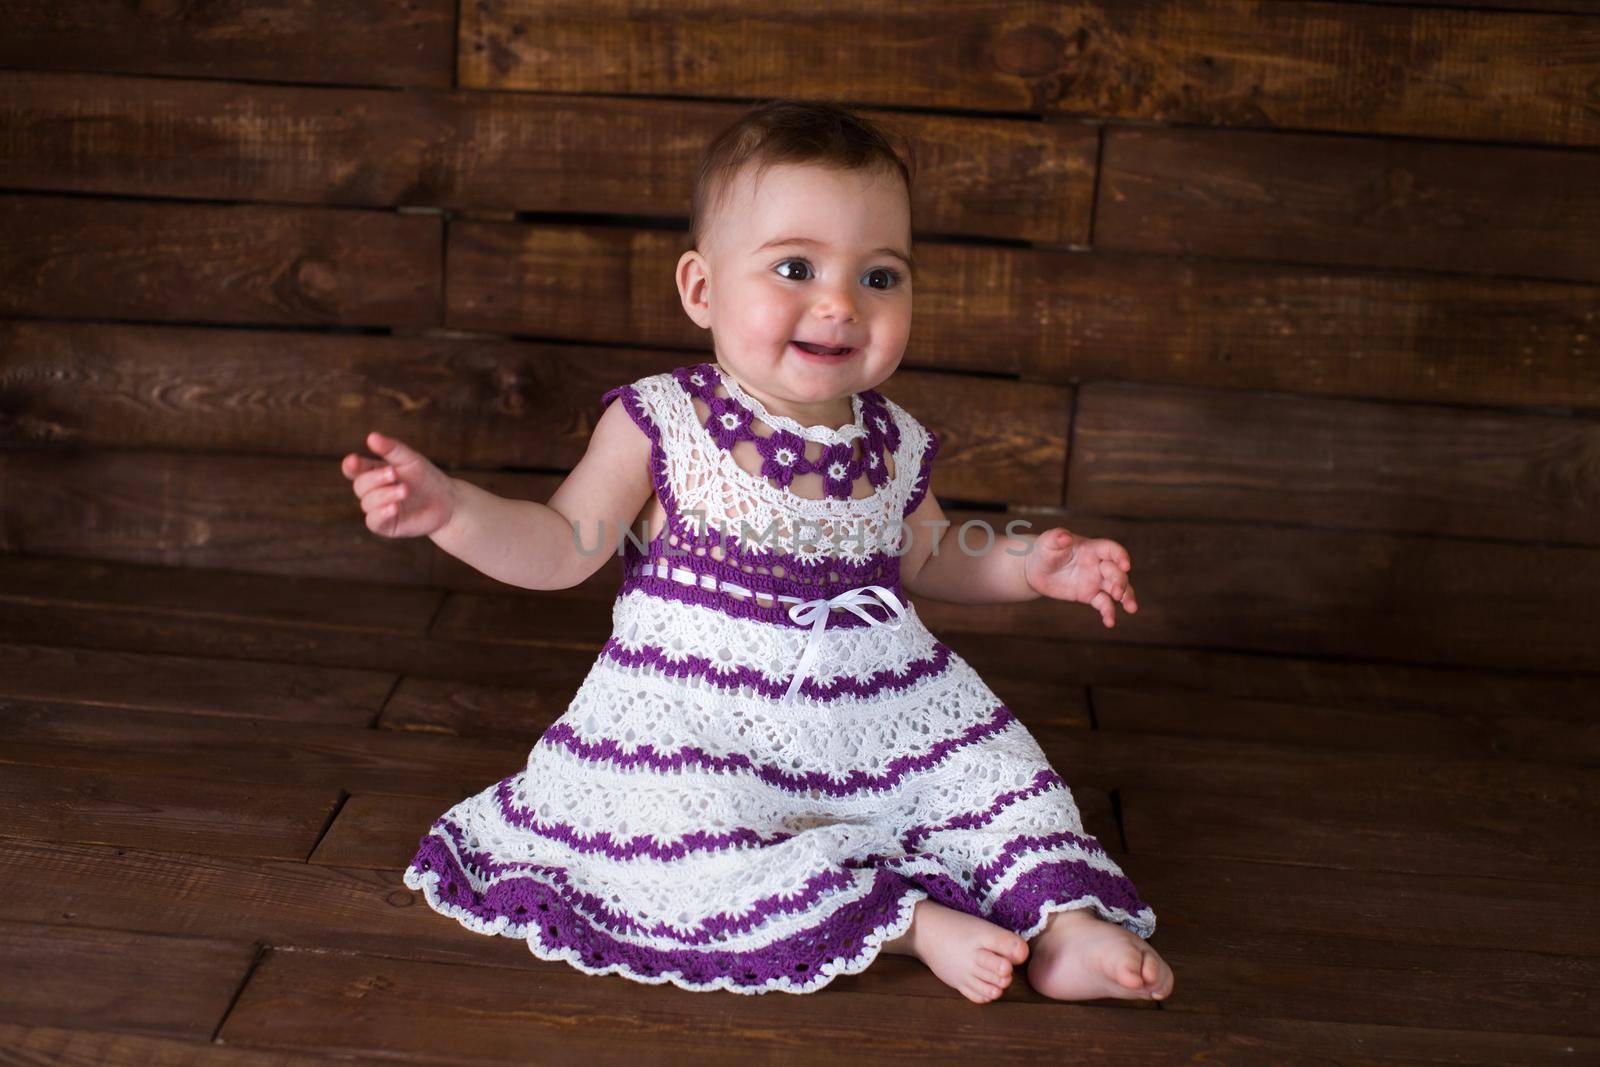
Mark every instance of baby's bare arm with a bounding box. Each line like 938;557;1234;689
900;489;1040;604
429;400;655;590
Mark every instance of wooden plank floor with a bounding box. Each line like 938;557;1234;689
0;553;1595;1065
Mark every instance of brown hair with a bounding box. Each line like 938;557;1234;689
688;99;917;274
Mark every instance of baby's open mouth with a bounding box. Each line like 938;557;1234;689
792;341;855;356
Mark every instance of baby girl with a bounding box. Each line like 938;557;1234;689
342;98;1173;1004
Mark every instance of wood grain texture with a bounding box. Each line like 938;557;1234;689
11;554;1594;708
0;72;1092;242
0;0;454;87
0;639;392;725
460;0;1600;148
0;196;441;327
1119;785;1598;884
439;223;1600;410
1095;125;1600;283
0;322;1066;506
0;1020;401;1067
914;508;1600;672
0;762;343;860
0;555;1594;1056
5;446;1598;669
1090;684;1599;765
213;944;1598;1060
1068;381;1600;544
0;922;254;1039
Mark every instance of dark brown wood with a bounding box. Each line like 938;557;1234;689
0;0;454;87
0;447;457;584
1119;785;1596;884
3;0;1597;1056
0;921;253;1039
1138;924;1599;1038
0;762;341;860
7;554;1596;712
460;0;1600;148
218;943;1597;1062
1019;251;1600;413
1091;685;1600;766
0;639;392;726
0;73;1092;243
1068;381;1600;545
0;556;603;686
0;698;523;803
1096;125;1600;283
0;320;679;466
1131;851;1600;960
1378;0;1600;12
917;507;1600;672
0;1019;402;1066
943;629;1600;717
436;223;1600;411
6;475;1600;669
0;322;1065;506
0;195;441;327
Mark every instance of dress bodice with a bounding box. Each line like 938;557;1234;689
601;361;940;628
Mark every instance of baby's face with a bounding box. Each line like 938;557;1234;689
676;161;912;412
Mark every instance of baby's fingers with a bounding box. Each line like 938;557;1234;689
1089;589;1117;627
352;463;398;498
342;452;385;482
1099;558;1137;612
366;430;427;468
362;483;407;515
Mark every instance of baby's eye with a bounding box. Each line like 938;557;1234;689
774;259;903;291
864;267;902;291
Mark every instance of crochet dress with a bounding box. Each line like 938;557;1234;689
402;360;1157;995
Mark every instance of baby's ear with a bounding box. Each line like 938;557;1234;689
675;249;712;329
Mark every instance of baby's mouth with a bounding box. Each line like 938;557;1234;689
792;341;856;356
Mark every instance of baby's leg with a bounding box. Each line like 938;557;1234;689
1024;905;1174;1002
879;899;1030;1004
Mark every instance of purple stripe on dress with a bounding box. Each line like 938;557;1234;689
490;775;798;860
600;636;952;701
876;851;1154;939
986;856;1156;938
619;569;904;631
426;816;867;944
898;768;1063;848
486;765;1065;873
536;702;1020;798
407;832;926;994
970;828;1113;891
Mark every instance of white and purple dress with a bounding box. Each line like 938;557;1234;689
402;360;1157;995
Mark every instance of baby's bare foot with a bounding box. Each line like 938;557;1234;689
881;899;1030;1004
1026;906;1174;1002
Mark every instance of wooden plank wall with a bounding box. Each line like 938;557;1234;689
1;0;1597;675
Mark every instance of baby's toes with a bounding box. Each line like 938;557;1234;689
1109;944;1148;990
987;929;1029;965
1139;950;1163;988
976;960;1012;989
1148;956;1174;1000
978;948;1013;979
963;977;1003;1004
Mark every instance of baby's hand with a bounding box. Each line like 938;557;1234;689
1023;527;1137;627
341;431;457;539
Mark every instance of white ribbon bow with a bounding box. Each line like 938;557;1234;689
782;584;909;704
